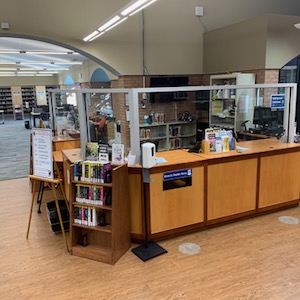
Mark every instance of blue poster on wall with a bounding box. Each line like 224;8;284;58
271;94;285;109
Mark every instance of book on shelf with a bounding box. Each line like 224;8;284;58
75;161;112;183
73;205;108;227
75;184;112;206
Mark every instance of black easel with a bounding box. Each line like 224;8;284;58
131;168;167;261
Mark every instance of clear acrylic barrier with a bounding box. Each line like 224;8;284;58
48;83;297;163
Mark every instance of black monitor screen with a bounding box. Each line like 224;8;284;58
150;76;189;103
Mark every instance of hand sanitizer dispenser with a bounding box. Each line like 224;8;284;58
141;142;156;169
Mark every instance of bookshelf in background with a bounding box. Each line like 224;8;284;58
46;85;60;107
70;161;131;265
21;86;36;111
0;87;12;114
139;121;196;151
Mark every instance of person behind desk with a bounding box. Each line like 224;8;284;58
89;117;107;143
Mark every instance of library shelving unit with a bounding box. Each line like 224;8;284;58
70;163;131;265
140;123;168;151
46;85;60;106
210;73;255;132
139;121;196;151
0;87;12;114
168;121;196;150
21;86;36;111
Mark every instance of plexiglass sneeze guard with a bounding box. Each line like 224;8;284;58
48;83;297;164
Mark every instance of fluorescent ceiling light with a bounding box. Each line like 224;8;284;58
19;61;83;65
18;67;69;71
0;50;20;54
121;0;148;16
83;0;158;42
99;15;121;31
105;17;128;32
89;31;106;42
35;74;54;76
129;0;157;16
83;30;99;42
0;50;78;55
0;67;17;70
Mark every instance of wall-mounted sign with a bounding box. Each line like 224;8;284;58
32;128;53;179
271;94;285;109
163;168;192;181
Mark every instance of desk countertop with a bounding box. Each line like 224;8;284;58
57;139;300;170
61;148;82;163
30;112;41;116
52;136;80;142
196;138;300;160
53;151;63;163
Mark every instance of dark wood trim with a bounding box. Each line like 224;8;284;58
149;222;205;242
257;200;299;214
206;210;256;227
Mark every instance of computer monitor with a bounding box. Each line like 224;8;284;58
253;106;272;128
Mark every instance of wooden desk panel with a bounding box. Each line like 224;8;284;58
259;152;300;208
52;137;80;151
150;166;204;234
128;173;143;235
207;158;257;220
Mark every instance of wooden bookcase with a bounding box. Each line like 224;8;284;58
70;163;131;265
0;87;12;114
139;121;196;151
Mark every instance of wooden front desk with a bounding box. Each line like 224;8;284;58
129;150;206;241
57;140;300;243
129;139;300;242
52;136;80;151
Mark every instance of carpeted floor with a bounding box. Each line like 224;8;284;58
0;114;32;181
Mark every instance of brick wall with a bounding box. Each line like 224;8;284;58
81;69;281;151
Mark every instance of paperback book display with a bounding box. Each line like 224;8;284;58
75;184;112;206
74;161;112;183
203;128;235;153
73;205;107;227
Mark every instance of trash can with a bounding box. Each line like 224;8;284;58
46;200;69;233
24;120;30;129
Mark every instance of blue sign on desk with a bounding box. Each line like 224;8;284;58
163;168;192;181
271;94;285;109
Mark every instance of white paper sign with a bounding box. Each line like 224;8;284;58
32;128;53;179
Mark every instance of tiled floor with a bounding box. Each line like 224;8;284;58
0;114;31;180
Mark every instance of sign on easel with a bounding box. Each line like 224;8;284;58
32;128;53;179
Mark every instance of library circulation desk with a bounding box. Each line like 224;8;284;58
128;139;300;242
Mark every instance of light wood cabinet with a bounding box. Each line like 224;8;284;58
207;158;257;221
70;163;131;264
259;152;300;208
150;166;204;234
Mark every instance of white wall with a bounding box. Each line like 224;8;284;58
203;16;268;73
203;14;300;74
